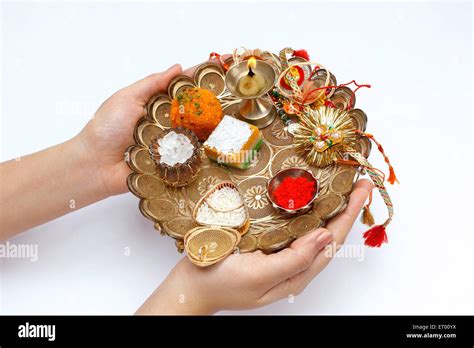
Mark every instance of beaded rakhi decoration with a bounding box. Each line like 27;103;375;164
272;47;398;247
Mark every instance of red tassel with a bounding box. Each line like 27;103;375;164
292;49;310;61
363;225;388;247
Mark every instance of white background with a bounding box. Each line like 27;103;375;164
1;1;472;315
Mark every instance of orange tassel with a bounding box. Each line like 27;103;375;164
360;132;399;185
387;165;398;185
361;206;375;226
363;225;388;247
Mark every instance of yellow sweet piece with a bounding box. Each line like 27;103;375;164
204;116;262;170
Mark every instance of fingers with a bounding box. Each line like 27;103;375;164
258;243;333;305
182;54;231;78
258;179;374;305
305;179;373;276
326;179;374;245
124;64;183;103
255;228;333;288
292;178;373;279
124;54;230;104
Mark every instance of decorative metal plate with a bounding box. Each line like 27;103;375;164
126;61;371;255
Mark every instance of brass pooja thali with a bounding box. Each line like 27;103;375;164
126;47;396;266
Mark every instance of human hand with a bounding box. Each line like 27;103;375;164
74;64;183;198
136;179;374;315
0;59;223;239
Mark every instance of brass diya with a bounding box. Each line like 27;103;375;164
126;55;372;266
184;226;241;267
225;59;277;129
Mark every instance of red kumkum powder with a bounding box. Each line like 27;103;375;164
273;176;316;210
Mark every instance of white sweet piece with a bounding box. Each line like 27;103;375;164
206;187;243;211
204;115;252;154
196;186;246;227
158;131;194;166
196;203;246;227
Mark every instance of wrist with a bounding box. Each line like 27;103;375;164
65;135;111;202
136;262;219;315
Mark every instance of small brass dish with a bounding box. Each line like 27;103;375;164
267;168;320;216
149;127;202;187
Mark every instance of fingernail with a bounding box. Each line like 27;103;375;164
316;231;333;248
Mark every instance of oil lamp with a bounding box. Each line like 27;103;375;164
225;57;276;128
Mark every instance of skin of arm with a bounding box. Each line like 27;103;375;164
0;138;109;239
0;64;183;240
0;61;373;315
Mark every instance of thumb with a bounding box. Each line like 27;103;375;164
257;228;334;288
125;64;183;103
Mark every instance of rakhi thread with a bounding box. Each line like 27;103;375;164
277;61;330;106
357;131;399;185
346;149;394;247
279;48;311;66
209;52;230;71
269;88;296;127
300;80;371;110
279;47;294;70
276;48;395;247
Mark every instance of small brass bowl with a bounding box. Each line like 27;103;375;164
267;168;319;216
